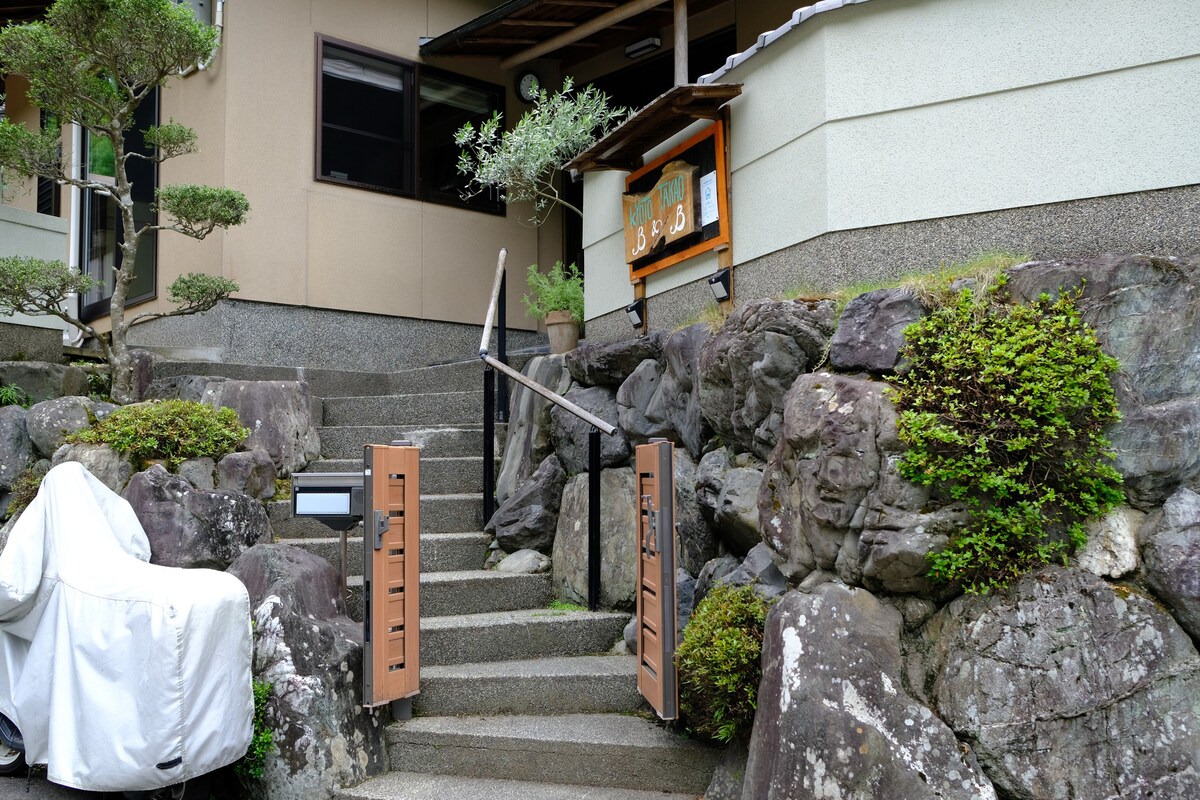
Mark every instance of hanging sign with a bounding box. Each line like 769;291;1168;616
623;121;730;282
623;161;699;264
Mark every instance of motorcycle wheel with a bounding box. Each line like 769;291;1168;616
0;714;25;776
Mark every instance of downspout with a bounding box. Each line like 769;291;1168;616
179;0;225;77
64;123;84;348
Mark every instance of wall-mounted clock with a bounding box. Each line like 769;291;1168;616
517;72;540;103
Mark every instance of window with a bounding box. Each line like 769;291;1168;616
316;37;503;214
80;88;157;321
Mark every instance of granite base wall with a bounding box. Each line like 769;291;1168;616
0;322;63;363
585;185;1200;343
127;300;545;372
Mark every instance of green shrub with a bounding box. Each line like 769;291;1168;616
67;399;249;470
0;384;31;408
676;583;772;743
888;281;1123;593
523;260;584;323
3;465;46;520
236;679;274;780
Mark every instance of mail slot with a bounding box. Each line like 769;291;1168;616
290;443;420;712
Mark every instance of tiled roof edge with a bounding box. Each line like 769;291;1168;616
698;0;873;84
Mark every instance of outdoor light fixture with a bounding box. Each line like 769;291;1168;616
626;298;646;332
625;36;661;59
707;268;732;303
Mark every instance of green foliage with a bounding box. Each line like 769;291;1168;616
524;261;584;323
67;399;249;470
676;583;772;743
455;76;627;224
674;301;729;333
0;384;31;408
236;679;274;780
3;465;47;520
547;599;586;612
156;184;250;239
0;256;96;318
889;281;1123;593
166;272;240;313
142;120;198;159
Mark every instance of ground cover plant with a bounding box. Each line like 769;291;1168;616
67;399;249;470
676;582;772;743
889;279;1123;593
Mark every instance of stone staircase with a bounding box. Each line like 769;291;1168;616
159;355;719;798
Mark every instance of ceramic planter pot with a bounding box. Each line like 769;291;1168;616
545;309;580;354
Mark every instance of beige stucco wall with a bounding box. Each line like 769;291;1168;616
143;0;556;332
584;0;1200;320
1;75;40;214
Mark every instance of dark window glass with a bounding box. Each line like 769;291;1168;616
319;42;414;195
418;69;503;214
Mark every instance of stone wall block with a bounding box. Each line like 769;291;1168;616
496;355;572;504
1141;488;1200;640
552;468;637;610
0;406;32;490
485;454;567;554
829;287;926;375
550;385;630;474
565;332;663;386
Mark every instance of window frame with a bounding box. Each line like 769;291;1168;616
314;35;505;216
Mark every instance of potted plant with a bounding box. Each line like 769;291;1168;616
524;261;584;354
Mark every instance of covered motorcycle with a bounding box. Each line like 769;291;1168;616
0;462;253;792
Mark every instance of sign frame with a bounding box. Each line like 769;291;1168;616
624;120;730;282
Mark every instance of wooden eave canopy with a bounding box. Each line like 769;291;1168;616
567;82;740;173
0;0;51;24
419;0;725;69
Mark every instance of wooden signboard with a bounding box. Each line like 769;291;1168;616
624;120;729;282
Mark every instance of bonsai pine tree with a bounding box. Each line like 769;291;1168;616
0;0;249;403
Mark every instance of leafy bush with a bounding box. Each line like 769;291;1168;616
67;399;249;470
2;465;46;520
0;384;31;408
676;583;772;743
524;261;584;323
889;281;1123;593
236;679;274;780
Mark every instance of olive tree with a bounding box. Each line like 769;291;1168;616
454;76;626;225
0;0;249;403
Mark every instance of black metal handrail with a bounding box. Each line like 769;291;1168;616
479;248;615;610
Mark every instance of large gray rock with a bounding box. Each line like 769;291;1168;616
715;543;786;601
485;454;567;554
1108;397;1200;509
550;385;630;474
217;447;278;500
1074;505;1143;579
495;548;551;574
0;361;87;404
0;406;31;490
829;287;926;375
616;359;669;445
696;448;763;556
177;457;215;491
496;355;572;504
705;737;748;800
147;377;319;475
552;468;637;610
1141;488;1200;640
673;448;719;577
25;396;115;458
642;323;712;459
565;332;664;386
744;584;996;800
1005;254;1200;406
51;443;134;493
695;554;739;608
228;544;385;800
760;372;965;592
122;465;271;569
913;567;1200;800
698;299;836;460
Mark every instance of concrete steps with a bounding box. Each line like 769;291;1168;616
323;392;482;427
384;714;718;795
316;426;489;460
420;570;552;617
305;456;493;496
269;493;482;537
419;608;629;667
414;655;645;717
336;772;703;800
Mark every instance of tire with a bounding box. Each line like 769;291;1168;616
0;714;25;776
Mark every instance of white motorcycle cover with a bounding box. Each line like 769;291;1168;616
0;462;253;791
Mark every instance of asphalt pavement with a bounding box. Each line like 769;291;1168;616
0;768;120;799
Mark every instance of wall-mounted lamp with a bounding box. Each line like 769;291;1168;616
707;268;732;303
626;297;646;333
625;36;661;59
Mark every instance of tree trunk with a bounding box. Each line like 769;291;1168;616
107;123;140;405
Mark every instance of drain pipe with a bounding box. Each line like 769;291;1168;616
179;0;225;77
64;124;84;348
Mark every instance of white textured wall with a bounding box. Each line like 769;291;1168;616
584;0;1200;319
